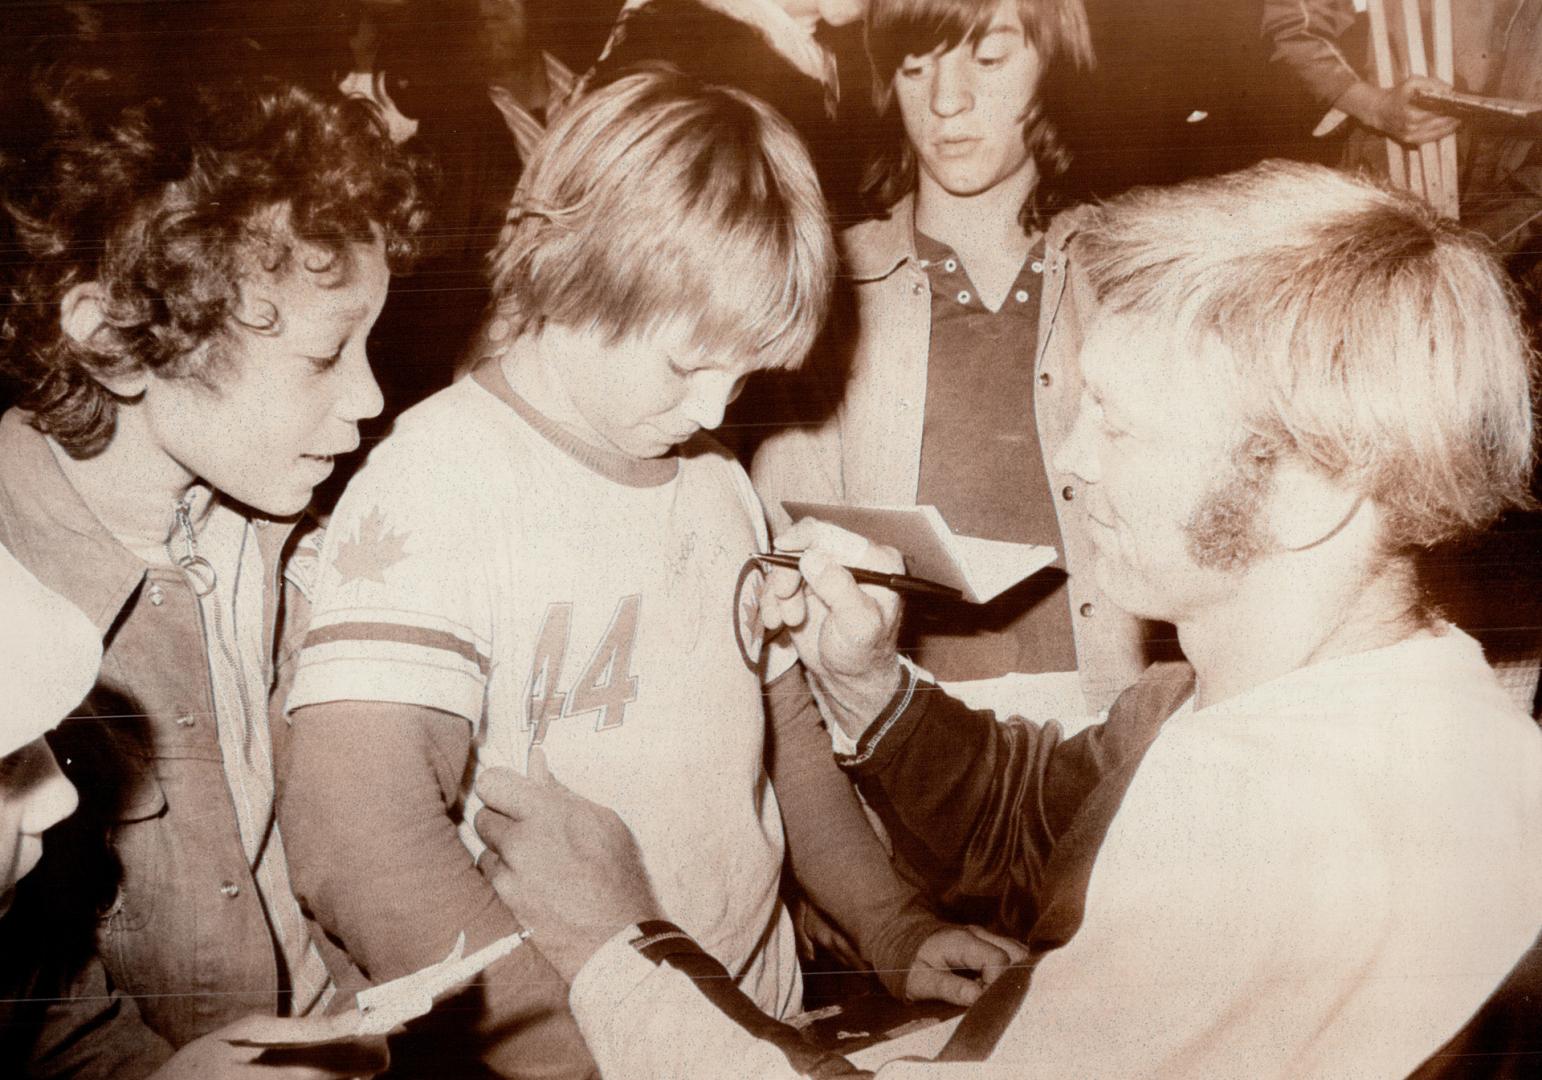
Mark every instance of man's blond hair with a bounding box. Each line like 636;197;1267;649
1078;160;1537;550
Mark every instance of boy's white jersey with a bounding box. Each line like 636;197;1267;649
288;365;800;1018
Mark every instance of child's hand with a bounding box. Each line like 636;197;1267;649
903;925;1030;1008
474;750;663;983
792;895;865;970
757;518;905;740
150;1015;389;1079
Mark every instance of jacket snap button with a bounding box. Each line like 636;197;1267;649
1061;485;1075;501
147;584;165;606
1038;372;1051;387
175;715;196;728
1031;260;1044;274
1079;602;1095;618
219;881;241;899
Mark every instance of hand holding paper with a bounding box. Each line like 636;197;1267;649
473;754;662;983
222;929;532;1051
760;505;1060;739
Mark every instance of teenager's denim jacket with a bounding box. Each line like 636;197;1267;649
750;196;1149;712
0;410;301;1050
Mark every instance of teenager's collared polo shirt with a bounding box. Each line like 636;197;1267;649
909;228;1075;681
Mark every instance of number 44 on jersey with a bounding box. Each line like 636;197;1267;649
524;596;642;746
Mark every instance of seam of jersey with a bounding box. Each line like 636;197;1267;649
471;359;681;488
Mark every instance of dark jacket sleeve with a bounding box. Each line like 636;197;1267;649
839;665;1191;940
764;663;939;996
1261;0;1363;105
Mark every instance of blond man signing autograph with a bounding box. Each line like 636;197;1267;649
472;161;1542;1078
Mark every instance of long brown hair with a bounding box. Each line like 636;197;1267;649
861;0;1094;230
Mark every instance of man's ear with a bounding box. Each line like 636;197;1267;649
1269;458;1366;554
60;281;146;397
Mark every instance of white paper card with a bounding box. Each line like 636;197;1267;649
781;501;1058;605
226;929;532;1049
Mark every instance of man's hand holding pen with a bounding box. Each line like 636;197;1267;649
758;518;907;741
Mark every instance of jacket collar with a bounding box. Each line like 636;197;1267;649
0;411;147;633
843;194;919;284
845;195;1091;285
0;410;297;633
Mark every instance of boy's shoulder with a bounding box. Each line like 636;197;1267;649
839;199;912;280
327;378;520;533
1047;204;1095;255
381;376;505;446
357;377;529;480
678;431;754;491
677;432;767;532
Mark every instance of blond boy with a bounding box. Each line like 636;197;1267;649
280;70;1008;1078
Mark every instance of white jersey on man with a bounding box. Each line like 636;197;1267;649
288;362;801;1018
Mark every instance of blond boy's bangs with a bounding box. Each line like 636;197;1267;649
490;69;835;370
665;199;829;373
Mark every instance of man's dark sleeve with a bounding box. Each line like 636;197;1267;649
1261;0;1362;106
836;664;1189;940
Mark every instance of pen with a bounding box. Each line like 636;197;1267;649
752;551;963;601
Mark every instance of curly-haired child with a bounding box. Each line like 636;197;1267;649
0;3;425;1071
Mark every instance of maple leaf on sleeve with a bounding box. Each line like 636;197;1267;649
333;507;411;586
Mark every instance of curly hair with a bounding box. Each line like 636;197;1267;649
861;0;1094;231
0;5;428;456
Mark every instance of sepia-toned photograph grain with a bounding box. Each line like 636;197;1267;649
2;1;1540;1077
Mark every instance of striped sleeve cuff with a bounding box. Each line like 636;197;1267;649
571;922;872;1079
835;659;925;769
286;609;489;724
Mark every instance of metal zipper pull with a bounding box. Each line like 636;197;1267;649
172;494;217;597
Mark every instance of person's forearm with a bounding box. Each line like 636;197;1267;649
277;703;593;1076
1261;0;1360;105
765;666;938;995
813;658;906;744
837;669;1066;931
280;705;512;976
569;923;871;1080
843;665;1192;941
